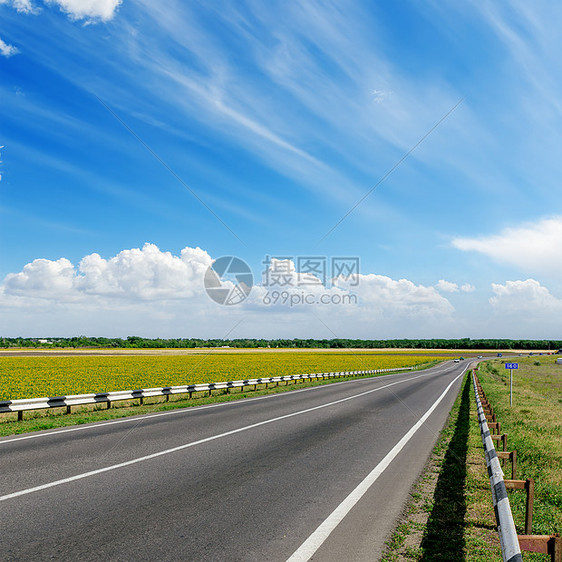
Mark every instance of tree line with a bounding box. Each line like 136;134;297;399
1;336;561;350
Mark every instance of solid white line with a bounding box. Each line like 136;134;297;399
286;365;468;562
0;367;437;446
0;371;436;502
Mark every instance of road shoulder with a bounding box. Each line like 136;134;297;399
381;372;500;561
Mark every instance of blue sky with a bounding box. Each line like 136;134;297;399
1;0;562;339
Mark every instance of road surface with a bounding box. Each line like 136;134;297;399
0;361;468;561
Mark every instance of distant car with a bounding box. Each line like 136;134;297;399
478;355;483;359
454;359;460;363
460;357;465;360
497;353;503;357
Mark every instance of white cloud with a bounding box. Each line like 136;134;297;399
452;215;562;274
0;244;457;337
435;280;475;294
337;273;454;317
0;0;35;13
0;37;18;57
436;279;459;293
4;257;75;296
13;0;34;12
490;278;562;314
45;0;121;21
3;243;213;301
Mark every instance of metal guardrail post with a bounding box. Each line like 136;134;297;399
472;371;523;562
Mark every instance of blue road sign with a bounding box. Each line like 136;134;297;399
505;363;518;369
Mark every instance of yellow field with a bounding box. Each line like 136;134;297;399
0;351;435;401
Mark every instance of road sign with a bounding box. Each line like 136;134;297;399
505;363;518;407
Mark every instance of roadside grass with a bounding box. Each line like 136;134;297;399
0;364;439;437
382;359;561;561
478;358;562;539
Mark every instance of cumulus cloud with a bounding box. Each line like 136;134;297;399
0;37;18;57
45;0;121;21
436;279;459;293
3;243;213;301
4;257;76;296
251;258;454;317
0;244;458;336
452;216;562;274
490;278;562;314
435;280;476;293
337;273;454;317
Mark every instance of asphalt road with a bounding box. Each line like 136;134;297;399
0;361;468;561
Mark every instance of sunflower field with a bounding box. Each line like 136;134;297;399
0;351;436;401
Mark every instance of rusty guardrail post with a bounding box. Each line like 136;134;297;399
504;478;534;535
491;433;508;451
497;451;517;479
518;534;561;562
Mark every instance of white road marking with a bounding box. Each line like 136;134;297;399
286;366;468;562
0;367;441;446
0;371;440;502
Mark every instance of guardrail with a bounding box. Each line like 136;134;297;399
473;370;562;562
472;370;523;562
0;366;415;421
